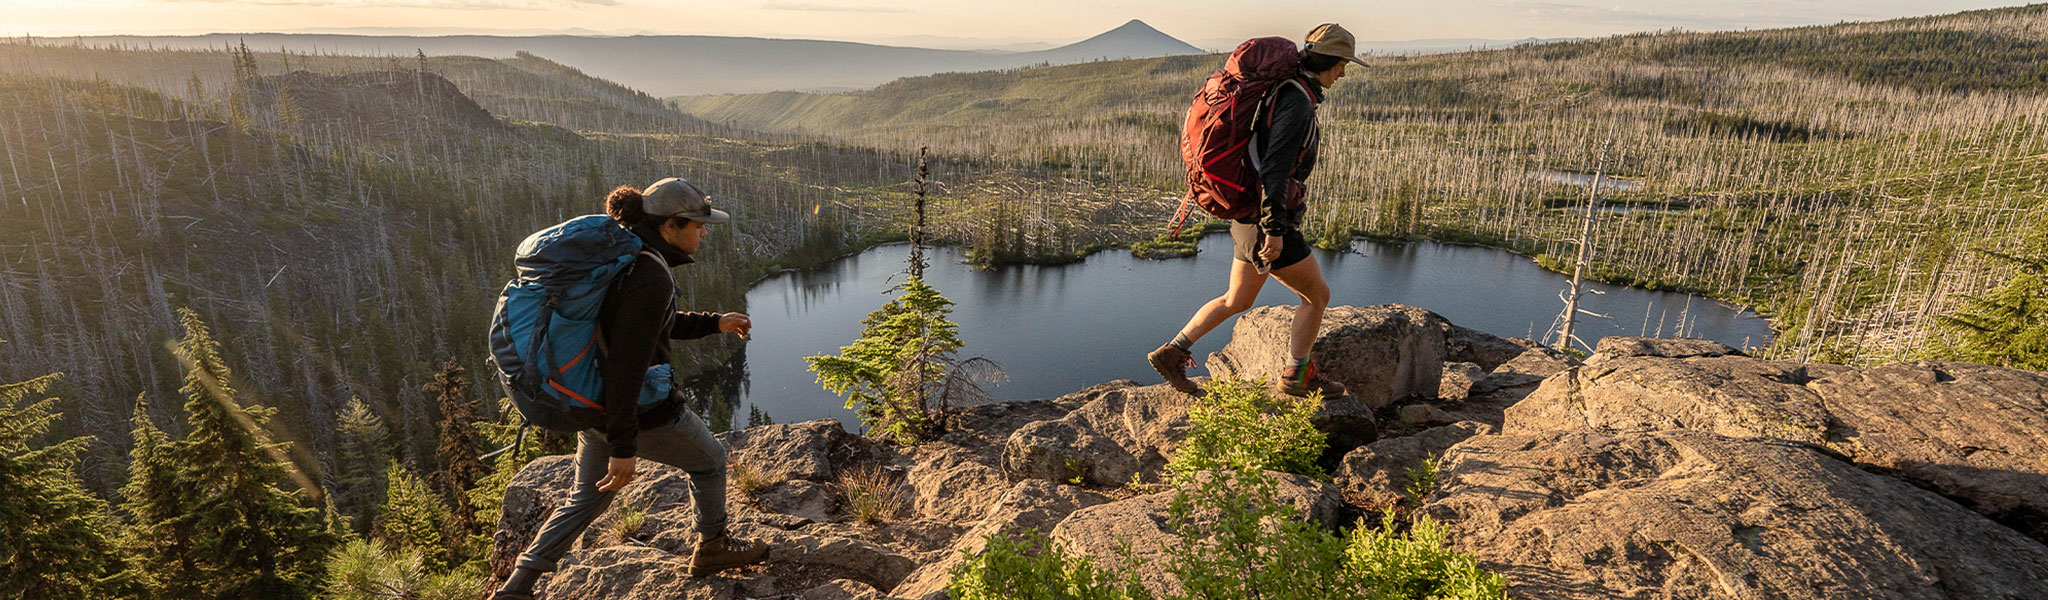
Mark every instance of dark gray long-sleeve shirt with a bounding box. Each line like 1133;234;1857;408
1251;74;1325;237
595;223;724;459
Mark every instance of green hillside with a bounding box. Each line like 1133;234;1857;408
675;4;2048;365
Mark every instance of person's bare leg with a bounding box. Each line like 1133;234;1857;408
1175;259;1269;342
1270;256;1331;360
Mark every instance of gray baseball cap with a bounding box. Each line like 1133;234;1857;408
643;177;731;224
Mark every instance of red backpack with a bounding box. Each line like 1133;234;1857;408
1174;37;1318;237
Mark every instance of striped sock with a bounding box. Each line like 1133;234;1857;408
1292;357;1312;379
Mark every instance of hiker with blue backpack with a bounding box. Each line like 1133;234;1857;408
490;178;767;600
1151;24;1369;399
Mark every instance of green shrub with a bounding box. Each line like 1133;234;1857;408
947;468;1508;600
1164;378;1326;482
323;539;479;600
946;529;1146;600
1403;454;1441;508
1164;469;1365;600
1347;514;1508;600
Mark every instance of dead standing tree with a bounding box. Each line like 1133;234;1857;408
1553;139;1614;355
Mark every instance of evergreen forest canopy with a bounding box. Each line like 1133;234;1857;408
1;3;2045;598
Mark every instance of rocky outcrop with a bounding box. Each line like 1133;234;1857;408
1509;337;2048;542
1336;420;1492;510
892;480;1113;600
1445;324;1539;371
488;308;2048;600
1425;430;2048;599
1206;304;1449;409
718;419;886;484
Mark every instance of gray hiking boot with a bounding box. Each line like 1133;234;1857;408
1147;344;1202;395
689;531;768;578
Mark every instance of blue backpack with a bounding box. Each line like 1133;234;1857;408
489;215;675;433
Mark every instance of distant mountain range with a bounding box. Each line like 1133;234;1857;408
42;20;1205;96
1189;36;1582;54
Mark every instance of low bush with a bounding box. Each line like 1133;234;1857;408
947;468;1507;599
1164;378;1326;482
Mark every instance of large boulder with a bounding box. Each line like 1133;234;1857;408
717;419;883;483
1335;421;1493;510
1505;350;1847;442
902;442;1007;523
1206;304;1450;409
1508;344;2048;543
998;381;1204;487
1437;362;1489;401
1587;336;1745;363
1425;430;2048;599
1804;361;2048;541
1049;471;1343;598
892;480;1114;600
1001;419;1139;486
1444;324;1538;371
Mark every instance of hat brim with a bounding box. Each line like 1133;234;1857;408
1345;56;1369;67
685;208;732;224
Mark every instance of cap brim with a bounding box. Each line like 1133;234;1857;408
1345;56;1369;67
689;208;732;224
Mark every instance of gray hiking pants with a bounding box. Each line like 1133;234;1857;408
513;407;728;572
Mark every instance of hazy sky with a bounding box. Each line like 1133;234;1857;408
1;0;2035;48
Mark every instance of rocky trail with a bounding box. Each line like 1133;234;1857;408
485;305;2048;599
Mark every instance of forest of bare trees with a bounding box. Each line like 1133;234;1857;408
674;5;2048;366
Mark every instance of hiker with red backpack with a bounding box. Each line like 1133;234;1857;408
1151;24;1369;399
489;178;768;600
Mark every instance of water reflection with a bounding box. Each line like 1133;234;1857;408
729;233;1774;428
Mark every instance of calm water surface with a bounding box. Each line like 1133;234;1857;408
719;233;1773;428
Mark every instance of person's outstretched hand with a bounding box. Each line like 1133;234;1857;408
596;456;637;492
719;312;752;339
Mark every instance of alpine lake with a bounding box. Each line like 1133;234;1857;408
687;233;1774;430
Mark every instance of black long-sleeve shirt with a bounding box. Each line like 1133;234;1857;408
1251;74;1324;237
595;222;724;458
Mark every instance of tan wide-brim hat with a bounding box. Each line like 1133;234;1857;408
1304;23;1371;67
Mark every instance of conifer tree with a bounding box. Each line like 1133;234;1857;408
427;358;484;541
807;276;999;444
117;397;200;598
378;460;451;569
333;397;392;534
0;374;134;600
1936;219;2048;370
167;308;334;598
466;397;542;545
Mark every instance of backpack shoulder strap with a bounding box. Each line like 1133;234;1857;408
597;249;672;356
1251;78;1316;171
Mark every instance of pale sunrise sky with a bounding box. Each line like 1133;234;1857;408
0;1;2035;49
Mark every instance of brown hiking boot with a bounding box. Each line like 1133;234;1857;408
689;531;768;578
1277;360;1348;398
1147;344;1202;395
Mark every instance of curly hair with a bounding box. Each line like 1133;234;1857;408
604;185;672;229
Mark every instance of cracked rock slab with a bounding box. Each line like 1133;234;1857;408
1425;430;2048;599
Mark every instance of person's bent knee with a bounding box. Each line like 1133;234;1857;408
1219;295;1257;314
691;452;728;480
1299;289;1330;309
